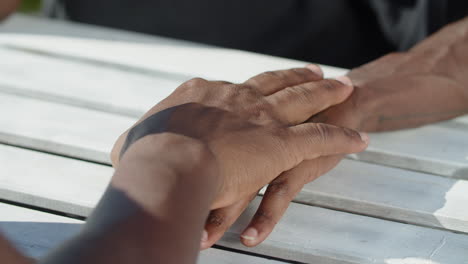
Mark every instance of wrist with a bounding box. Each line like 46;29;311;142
113;133;220;214
311;82;378;132
348;82;384;132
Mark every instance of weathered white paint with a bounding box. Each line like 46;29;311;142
0;203;282;263
1;16;468;179
0;15;347;83
0;144;112;216
301;159;468;233
0;48;182;117
385;258;441;264
433;181;468;231
2;192;468;263
0;14;467;263
2;144;468;236
0;93;135;163
353;126;468;179
222;198;468;264
452;115;468;125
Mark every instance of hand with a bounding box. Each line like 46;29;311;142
111;66;368;243
310;17;468;132
200;75;361;249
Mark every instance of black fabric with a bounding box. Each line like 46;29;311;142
63;0;468;68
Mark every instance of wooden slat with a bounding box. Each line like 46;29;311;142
353;124;468;179
1;13;467;263
226;198;468;264
0;92;135;163
0;203;81;258
0;15;348;83
2;143;468;235
2;167;468;264
0;203;282;263
0;47;182;117
0;144;112;216
1;19;467;178
0;50;467;181
302;159;468;233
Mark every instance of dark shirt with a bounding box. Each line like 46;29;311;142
62;0;468;68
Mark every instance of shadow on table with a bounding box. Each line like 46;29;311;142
1;221;82;258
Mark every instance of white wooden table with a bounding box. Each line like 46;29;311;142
1;14;468;264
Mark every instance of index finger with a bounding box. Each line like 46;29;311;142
243;65;324;95
285;123;369;163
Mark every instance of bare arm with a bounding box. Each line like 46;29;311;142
0;0;19;20
0;233;33;264
40;135;218;264
311;16;468;132
1;67;367;264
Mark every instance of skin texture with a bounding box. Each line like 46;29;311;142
0;67;368;264
0;0;19;20
111;67;368;209
201;17;468;249
1;0;465;256
312;16;468;132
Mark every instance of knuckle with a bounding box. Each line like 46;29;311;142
207;212;226;227
320;79;341;91
271;127;291;145
183;77;208;88
248;104;272;122
294;84;317;104
342;127;361;141
291;67;314;79
262;70;283;79
266;179;295;200
213;80;233;86
254;209;277;225
313;123;332;144
260;71;288;85
273;86;300;104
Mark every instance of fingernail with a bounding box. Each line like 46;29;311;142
335;76;353;86
201;230;208;242
306;64;324;77
241;227;258;241
359;132;369;144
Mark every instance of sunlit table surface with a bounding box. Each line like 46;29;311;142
0;14;468;264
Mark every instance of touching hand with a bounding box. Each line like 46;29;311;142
110;66;369;248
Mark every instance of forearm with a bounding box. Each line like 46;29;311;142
0;0;19;20
41;134;219;264
0;234;33;264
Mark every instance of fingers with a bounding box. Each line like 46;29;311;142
243;65;324;96
267;77;354;125
241;155;343;247
285;123;369;164
201;192;257;250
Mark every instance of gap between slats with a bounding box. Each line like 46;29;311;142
0;42;466;180
1;143;468;235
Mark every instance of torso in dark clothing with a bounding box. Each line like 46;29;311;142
62;0;468;68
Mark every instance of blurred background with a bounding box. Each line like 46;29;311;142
19;0;41;14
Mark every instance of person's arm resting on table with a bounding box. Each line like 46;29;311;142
0;0;19;20
0;67;368;264
312;16;468;132
193;16;468;250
